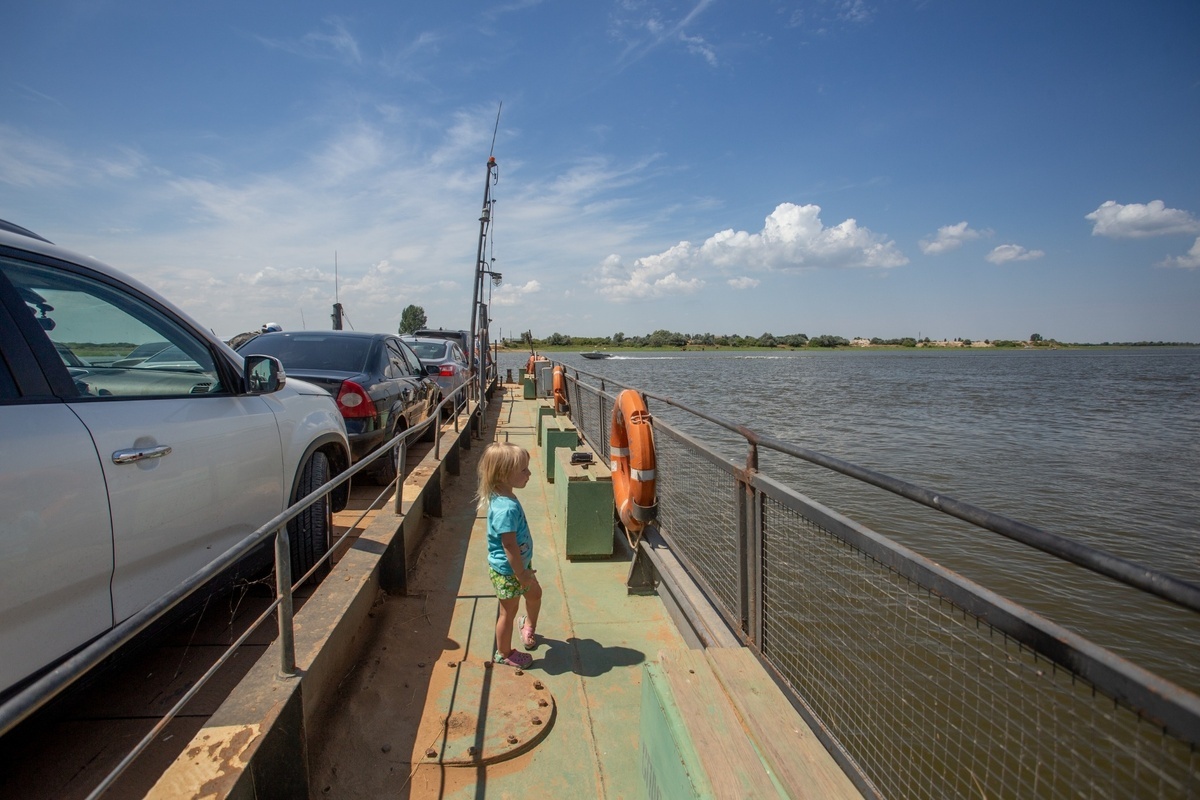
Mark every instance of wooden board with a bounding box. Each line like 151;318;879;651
658;649;785;799
705;648;862;799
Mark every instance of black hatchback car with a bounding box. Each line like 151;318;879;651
238;331;440;484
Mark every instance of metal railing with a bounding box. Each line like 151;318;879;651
557;362;1200;800
0;380;476;798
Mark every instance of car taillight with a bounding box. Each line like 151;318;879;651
335;380;376;419
439;364;458;377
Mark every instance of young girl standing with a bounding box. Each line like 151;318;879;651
477;442;542;668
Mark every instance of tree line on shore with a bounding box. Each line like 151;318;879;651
501;329;1193;349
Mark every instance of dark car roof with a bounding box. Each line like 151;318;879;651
236;330;390;374
412;328;468;342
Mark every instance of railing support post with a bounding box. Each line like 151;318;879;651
274;527;297;677
393;439;408;513
433;406;442;460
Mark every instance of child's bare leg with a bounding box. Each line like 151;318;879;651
496;597;520;655
523;580;543;631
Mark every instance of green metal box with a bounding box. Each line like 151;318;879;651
540;416;578;482
536;402;556;446
522;374;537;399
554;448;614;559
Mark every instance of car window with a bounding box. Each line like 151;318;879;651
384;340;413;377
394;339;425;376
0;256;224;398
407;341;448;360
0;354;16;399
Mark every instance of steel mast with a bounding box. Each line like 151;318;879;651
469;155;498;412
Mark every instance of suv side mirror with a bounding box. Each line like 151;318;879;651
244;355;286;394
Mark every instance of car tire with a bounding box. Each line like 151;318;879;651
373;427;403;486
288;451;332;582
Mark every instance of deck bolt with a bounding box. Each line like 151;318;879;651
425;749;437;758
418;662;426;668
533;681;544;690
531;716;542;726
467;746;478;756
538;699;548;707
507;735;518;745
514;669;524;676
448;661;458;668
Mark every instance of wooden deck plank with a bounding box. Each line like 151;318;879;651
705;648;863;799
658;649;785;799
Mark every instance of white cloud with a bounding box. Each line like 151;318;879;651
986;244;1045;265
594;250;705;302
490;280;542;307
919;221;987;255
728;276;759;289
593;202;904;301
242;266;329;286
680;34;718;67
258;17;363;65
613;0;720;67
1086;200;1200;239
1159;237;1200;269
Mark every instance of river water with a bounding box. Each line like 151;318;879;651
498;347;1200;692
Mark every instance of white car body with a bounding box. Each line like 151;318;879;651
0;223;350;696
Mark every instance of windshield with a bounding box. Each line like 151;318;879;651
242;334;372;372
407;341;450;360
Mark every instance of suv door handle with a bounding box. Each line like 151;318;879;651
112;445;173;464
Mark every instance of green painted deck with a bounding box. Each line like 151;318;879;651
310;384;687;799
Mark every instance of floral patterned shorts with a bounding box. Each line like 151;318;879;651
489;566;531;600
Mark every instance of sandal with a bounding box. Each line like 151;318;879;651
519;615;537;651
494;649;533;668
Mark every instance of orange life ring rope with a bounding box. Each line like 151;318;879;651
609;389;657;537
552;365;568;411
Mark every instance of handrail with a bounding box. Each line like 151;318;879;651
558;360;1200;614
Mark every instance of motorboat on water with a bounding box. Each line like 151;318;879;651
581;351;613;359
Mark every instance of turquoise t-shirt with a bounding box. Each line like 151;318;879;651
486;494;533;575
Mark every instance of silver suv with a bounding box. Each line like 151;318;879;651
0;222;351;696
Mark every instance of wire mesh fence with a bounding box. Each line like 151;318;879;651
560;366;1200;800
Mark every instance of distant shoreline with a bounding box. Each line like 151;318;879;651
498;342;1198;353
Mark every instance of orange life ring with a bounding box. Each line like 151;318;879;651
552;365;568;410
609;389;657;533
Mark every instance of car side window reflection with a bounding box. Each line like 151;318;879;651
0;257;224;398
0;357;16;400
396;340;424;376
384;341;411;377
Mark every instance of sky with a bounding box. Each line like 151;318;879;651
2;1;1198;344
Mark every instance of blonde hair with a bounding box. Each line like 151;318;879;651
476;442;530;512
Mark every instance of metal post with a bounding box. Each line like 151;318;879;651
274;527;296;677
743;443;761;643
433;405;442;460
393;439;407;513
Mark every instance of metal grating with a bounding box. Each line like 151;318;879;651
569;380;612;460
758;493;1199;800
655;426;741;620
